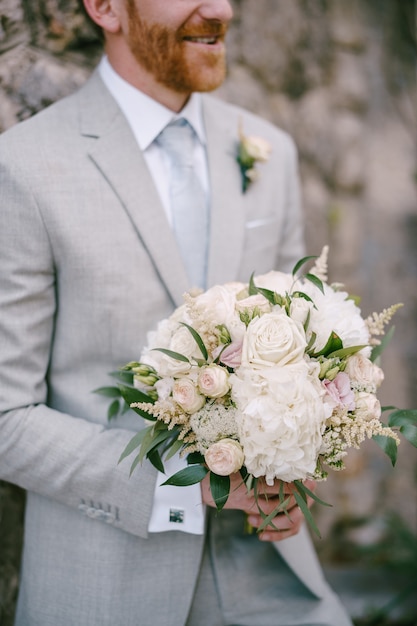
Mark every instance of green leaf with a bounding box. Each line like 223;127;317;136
293;489;321;538
93;386;121;398
107;398;121;421
256;287;285;306
109;369;135;385
180;322;208;361
119;385;155;419
293;480;332;508
292;255;317;277
327;344;368;359
248;272;258;296
399;424;417;448
388;409;417;428
310;331;343;358
162;465;208;486
148;448;165;473
305;273;324;294
373;434;398;466
210;473;230;511
152;348;190;363
187;451;205;465
118;428;150;464
165;437;185;461
129;451;143;476
370;325;395;362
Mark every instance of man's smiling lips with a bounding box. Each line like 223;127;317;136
183;35;222;45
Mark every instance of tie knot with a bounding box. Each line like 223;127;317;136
157;118;196;168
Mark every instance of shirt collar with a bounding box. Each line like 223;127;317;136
98;56;206;150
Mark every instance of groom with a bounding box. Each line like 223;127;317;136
0;0;352;624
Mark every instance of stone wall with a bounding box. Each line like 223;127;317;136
0;0;416;621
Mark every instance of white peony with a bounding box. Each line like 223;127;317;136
253;270;297;295
241;309;307;369
231;363;327;483
301;282;370;355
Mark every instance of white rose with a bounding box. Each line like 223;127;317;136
191;284;243;328
253;270;295;295
241;310;307;369
197;365;230;398
345;354;384;390
231;363;327;483
354;391;381;421
172;377;205;414
205;438;244;476
242;135;271;162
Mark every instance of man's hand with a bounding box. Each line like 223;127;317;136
201;472;316;542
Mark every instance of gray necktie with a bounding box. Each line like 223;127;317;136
157;118;209;290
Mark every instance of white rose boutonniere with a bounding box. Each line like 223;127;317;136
237;122;271;193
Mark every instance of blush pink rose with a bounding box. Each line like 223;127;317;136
197;365;230;398
172;377;205;413
212;340;243;369
323;371;355;411
205;439;245;476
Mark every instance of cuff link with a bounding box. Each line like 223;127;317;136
169;508;185;524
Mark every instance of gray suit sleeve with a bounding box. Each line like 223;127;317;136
0;155;156;540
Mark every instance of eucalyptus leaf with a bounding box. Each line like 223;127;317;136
210;473;230;511
373;434;398;466
327;344;368;359
165;438;185;461
148;448;165;473
187;451;205;465
152;348;190;363
256;287;282;306
107;398;121;421
305;273;324;294
293;480;332;507
118;428;150;464
109;369;135;385
119;385;154;405
292;255;317;277
162;465;208;486
93;386;121;398
293;490;321;538
129;451;143;477
180;322;208;361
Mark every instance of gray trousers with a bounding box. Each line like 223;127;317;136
186;511;353;626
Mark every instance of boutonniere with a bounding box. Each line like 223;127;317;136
237;122;272;193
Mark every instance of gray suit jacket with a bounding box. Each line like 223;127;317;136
0;72;330;625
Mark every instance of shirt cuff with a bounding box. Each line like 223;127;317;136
148;454;205;535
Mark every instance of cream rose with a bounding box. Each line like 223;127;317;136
345;353;384;391
241;135;271;162
354;391;381;421
197;365;230;398
235;293;272;317
205;438;244;476
241;310;307;369
172;377;205;414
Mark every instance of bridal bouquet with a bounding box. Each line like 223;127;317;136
98;247;417;536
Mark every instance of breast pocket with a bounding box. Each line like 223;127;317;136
238;217;283;279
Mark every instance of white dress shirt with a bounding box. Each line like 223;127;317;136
99;56;206;535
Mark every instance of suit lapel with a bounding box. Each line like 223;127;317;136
202;96;246;287
78;73;189;307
